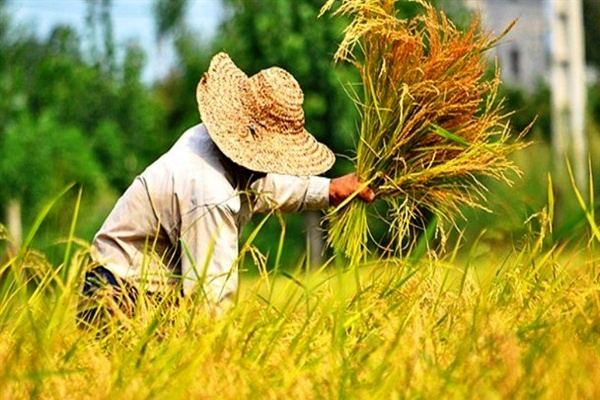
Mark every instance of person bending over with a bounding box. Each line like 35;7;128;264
79;52;374;322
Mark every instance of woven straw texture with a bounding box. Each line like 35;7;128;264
196;53;335;176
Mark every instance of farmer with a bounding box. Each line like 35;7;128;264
79;52;374;320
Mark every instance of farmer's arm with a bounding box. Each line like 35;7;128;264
179;202;239;308
250;172;374;213
250;174;329;213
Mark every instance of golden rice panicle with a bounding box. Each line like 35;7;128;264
321;0;527;264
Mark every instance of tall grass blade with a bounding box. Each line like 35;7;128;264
19;183;75;256
61;186;82;282
566;160;600;242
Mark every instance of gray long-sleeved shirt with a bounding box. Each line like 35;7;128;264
91;124;330;304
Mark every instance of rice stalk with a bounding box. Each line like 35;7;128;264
320;0;529;264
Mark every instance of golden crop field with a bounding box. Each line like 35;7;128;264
0;193;598;399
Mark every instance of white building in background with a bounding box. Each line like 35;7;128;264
465;0;551;92
466;0;588;194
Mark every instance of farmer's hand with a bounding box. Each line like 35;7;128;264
329;173;375;207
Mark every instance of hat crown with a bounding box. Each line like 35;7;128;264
196;52;334;176
245;67;305;133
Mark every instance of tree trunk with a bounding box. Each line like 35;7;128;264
304;211;324;269
6;198;22;255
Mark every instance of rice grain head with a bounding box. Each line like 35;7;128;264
321;0;529;264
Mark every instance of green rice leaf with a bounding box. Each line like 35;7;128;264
430;123;470;147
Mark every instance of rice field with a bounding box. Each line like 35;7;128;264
0;183;599;399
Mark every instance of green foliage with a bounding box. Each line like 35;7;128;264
84;0;115;75
583;0;600;71
0;5;175;265
153;32;213;137
589;81;600;130
90;120;127;189
0;3;169;245
154;0;188;40
0;112;102;211
19;29;167;189
500;82;552;142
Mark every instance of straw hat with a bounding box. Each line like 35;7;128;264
196;52;335;176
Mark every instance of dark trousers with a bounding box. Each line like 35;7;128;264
77;266;139;326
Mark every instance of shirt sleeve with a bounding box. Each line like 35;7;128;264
250;174;330;214
178;202;239;305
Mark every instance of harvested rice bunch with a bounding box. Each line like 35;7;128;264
320;0;528;264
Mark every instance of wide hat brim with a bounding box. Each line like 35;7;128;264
196;53;335;176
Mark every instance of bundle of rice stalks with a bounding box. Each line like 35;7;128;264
320;0;529;264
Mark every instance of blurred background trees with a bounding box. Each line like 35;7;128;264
1;0;599;267
1;0;166;256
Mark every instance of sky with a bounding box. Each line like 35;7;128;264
6;0;224;81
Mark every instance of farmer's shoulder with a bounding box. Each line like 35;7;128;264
144;124;240;207
167;124;214;158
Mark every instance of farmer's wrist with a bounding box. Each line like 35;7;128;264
329;176;347;207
